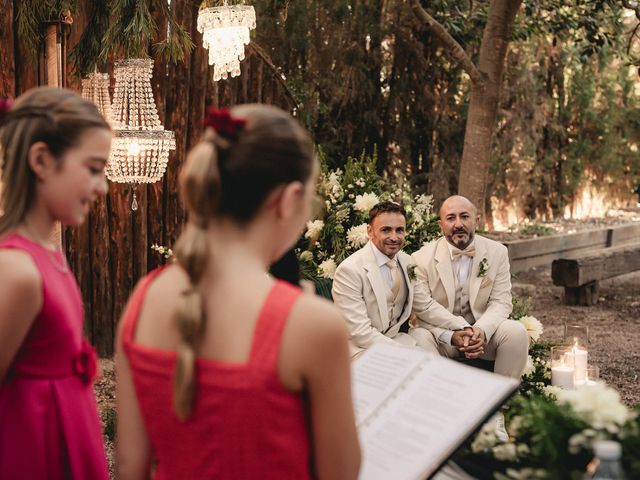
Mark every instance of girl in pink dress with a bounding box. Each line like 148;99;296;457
116;106;361;479
0;87;111;479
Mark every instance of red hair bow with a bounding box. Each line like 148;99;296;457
204;108;246;139
0;97;13;123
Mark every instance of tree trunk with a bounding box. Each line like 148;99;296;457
458;0;521;224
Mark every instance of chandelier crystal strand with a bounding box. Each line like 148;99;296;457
81;70;111;117
107;59;176;211
197;2;256;81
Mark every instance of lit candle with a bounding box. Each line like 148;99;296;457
551;365;575;389
565;342;588;383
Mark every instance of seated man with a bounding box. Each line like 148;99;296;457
332;201;470;358
410;195;529;379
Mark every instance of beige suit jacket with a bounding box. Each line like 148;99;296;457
411;235;513;343
332;241;468;357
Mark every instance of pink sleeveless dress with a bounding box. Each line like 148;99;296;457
121;269;312;479
0;233;108;480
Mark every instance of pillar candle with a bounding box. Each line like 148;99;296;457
551;365;575;389
565;346;588;383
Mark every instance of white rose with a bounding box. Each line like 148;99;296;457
521;355;535;377
353;192;380;213
492;443;518;461
318;258;337;279
520;315;543;341
299;250;313;262
554;382;634;432
347;223;369;249
305;220;324;241
471;421;499;453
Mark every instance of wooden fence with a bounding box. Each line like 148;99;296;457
1;0;296;355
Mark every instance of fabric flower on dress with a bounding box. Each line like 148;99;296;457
353;192;379;213
73;339;99;385
347;223;369;249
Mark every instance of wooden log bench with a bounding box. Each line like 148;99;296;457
551;243;640;305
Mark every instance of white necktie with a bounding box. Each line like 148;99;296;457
386;259;401;299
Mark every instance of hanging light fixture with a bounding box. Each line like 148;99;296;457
106;58;176;210
197;1;256;81
81;69;111;117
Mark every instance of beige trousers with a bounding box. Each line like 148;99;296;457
410;320;529;379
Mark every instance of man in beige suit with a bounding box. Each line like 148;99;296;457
332;201;470;358
410;195;528;379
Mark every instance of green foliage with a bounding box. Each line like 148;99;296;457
99;0;192;63
512;223;557;236
101;405;116;443
69;1;111;76
621;405;640;474
510;296;530;321
151;0;195;64
16;1;78;59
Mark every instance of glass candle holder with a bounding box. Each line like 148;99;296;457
584;365;599;386
564;323;589;348
550;346;575;390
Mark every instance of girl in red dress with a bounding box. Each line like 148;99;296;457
116;105;361;479
0;87;111;479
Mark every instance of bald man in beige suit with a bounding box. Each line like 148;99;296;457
410;196;529;379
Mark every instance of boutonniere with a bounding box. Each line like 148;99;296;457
408;264;417;282
478;257;489;277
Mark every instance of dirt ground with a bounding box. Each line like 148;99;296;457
513;266;640;407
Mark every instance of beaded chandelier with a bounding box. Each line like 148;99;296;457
106;59;175;209
81;70;111;117
197;1;256;81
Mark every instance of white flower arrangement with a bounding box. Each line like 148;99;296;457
520;315;543;341
299;250;313;262
522;355;535;377
347;223;369;249
552;382;634;433
492;443;518;462
305;220;324;241
151;243;173;260
353;192;380;213
471;420;500;453
318;258;337;279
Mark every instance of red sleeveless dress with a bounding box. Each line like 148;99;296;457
0;233;108;480
121;269;312;479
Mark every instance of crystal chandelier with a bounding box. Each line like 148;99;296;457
81;69;111;117
107;59;176;210
197;1;256;81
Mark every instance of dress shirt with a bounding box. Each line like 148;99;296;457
439;240;476;345
370;243;399;290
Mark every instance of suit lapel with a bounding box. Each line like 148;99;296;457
435;238;455;309
469;237;486;307
362;243;389;327
397;252;413;320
